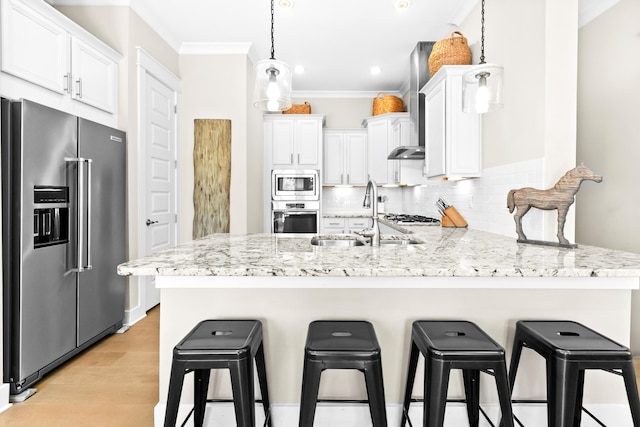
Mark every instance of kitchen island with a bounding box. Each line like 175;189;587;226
118;225;640;426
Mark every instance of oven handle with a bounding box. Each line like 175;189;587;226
273;210;319;215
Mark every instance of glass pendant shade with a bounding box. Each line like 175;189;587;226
462;64;504;114
253;59;292;112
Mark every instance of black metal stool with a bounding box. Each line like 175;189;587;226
506;320;640;427
401;320;514;427
164;319;271;427
298;320;387;427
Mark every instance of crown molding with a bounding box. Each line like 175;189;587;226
291;91;403;99
578;0;621;27
180;42;253;56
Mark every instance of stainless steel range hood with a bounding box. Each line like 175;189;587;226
388;41;434;160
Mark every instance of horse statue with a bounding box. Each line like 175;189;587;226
507;164;602;245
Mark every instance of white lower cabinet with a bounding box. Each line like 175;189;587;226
346;217;370;233
323;129;367;186
322;217;372;234
322;217;346;234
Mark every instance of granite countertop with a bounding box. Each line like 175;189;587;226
117;225;640;278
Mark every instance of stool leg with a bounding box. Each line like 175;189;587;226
572;370;585;427
194;369;211;427
507;329;525;393
551;359;580;427
493;361;515;427
425;358;450;427
621;361;640;426
164;360;187;427
230;358;255;427
299;357;322;427
401;341;420;427
462;369;480;427
363;360;388;427
255;343;272;427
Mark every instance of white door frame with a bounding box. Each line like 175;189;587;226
131;47;180;323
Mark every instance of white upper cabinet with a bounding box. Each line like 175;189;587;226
421;66;481;180
363;112;424;185
323;129;367;186
265;114;325;169
70;37;117;112
363;112;408;185
1;0;69;94
0;0;121;113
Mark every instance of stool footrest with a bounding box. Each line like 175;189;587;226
402;399;496;427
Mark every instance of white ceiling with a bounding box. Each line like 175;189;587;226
49;0;620;97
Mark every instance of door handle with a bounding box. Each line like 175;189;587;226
146;219;158;226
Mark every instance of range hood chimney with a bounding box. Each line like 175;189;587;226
387;41;434;160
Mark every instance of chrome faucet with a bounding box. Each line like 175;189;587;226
361;179;380;246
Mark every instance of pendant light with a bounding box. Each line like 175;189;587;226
462;0;503;114
253;0;292;112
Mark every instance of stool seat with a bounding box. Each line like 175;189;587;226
164;320;271;427
299;320;387;427
402;320;514;427
506;320;640;427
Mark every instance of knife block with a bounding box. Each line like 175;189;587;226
441;206;468;228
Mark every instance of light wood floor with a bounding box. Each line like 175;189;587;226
0;307;639;427
0;306;159;427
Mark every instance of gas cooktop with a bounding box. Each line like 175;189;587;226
384;214;440;225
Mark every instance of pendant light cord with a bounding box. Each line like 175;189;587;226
270;0;276;60
479;0;486;64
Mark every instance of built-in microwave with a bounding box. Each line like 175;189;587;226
271;169;319;201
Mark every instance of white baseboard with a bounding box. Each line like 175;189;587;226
123;303;147;327
0;384;12;414
154;401;636;426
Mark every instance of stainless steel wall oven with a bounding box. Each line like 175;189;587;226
271;201;319;233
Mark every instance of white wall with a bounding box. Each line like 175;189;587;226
575;0;640;353
178;54;251;240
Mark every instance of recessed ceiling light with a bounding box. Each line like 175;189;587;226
394;0;410;11
370;66;381;75
294;65;305;74
278;0;294;9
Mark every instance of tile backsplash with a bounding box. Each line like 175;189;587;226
322;158;546;239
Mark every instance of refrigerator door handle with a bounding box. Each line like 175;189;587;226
65;157;93;273
85;159;92;270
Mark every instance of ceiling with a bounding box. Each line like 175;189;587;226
49;0;620;97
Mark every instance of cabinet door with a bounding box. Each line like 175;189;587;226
1;0;69;94
446;75;481;177
322;218;346;234
296;118;320;166
71;37;117;113
366;119;390;184
347;217;370;234
323;132;344;185
390;122;401;184
425;81;446;178
271;119;295;166
345;132;367;185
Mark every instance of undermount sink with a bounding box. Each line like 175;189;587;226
310;238;365;247
379;239;420;245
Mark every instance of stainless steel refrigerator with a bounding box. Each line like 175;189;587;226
1;98;126;399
